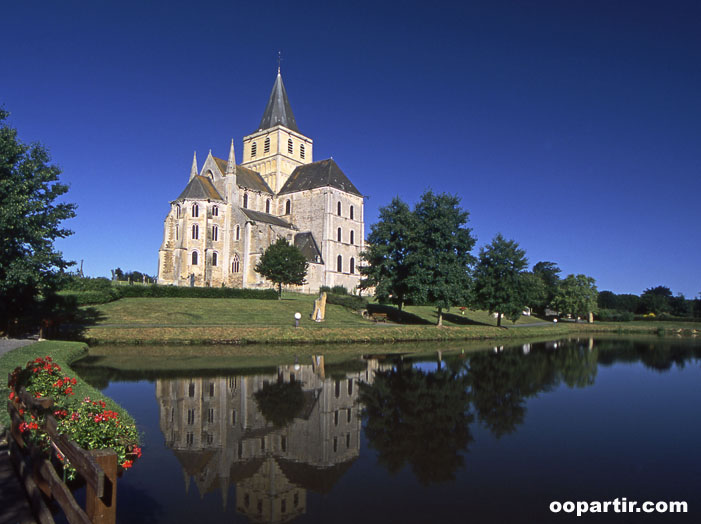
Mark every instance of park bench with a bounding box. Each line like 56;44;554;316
370;312;389;323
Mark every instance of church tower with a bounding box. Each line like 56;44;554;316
240;69;313;194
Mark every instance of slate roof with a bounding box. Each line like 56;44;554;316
213;157;274;194
176;175;224;201
294;232;323;264
242;208;295;228
279;159;362;196
258;72;300;133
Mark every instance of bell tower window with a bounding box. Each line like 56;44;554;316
243;193;248;208
264;137;270;154
350;205;354;220
192;224;199;240
337;228;342;242
251;142;257;157
300;143;305;159
350;230;354;245
192;203;199;217
285;200;291;214
266;199;271;214
337;255;342;273
288;138;293;154
337;202;342;216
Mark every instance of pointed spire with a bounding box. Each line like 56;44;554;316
226;139;236;175
189;151;198;180
258;71;300;133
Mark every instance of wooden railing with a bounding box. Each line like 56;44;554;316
6;383;117;524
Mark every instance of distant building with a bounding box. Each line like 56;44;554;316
157;70;365;293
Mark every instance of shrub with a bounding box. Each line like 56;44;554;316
115;285;278;300
595;309;634;322
326;293;368;311
320;285;349;295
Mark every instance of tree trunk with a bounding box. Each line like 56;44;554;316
497;312;502;327
278;282;282;299
437;307;443;327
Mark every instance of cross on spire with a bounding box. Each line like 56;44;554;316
277;51;282;74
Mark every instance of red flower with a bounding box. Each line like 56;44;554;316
132;446;142;459
9;391;14;400
121;460;133;469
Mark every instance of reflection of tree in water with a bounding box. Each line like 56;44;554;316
359;363;473;485
254;379;305;427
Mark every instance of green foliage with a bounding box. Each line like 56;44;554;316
0;109;76;331
254;380;305;427
639;286;673;315
325;293;368;311
405;191;476;325
255;238;308;298
531;261;561;312
595;309;635;322
360;197;415;309
115;285;278;300
472;234;529;326
320;285;349;295
552;274;598;320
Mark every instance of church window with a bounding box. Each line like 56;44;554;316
350;257;355;274
281;435;287;452
211;225;218;241
333;437;338;453
212;206;218;217
300;143;305;159
335;379;340;398
264;136;270;153
186;432;194;446
211;252;218;266
243;193;248;208
288;138;293;154
187;409;195;425
209;383;215;397
266;199;271;214
231;409;237;425
337;255;342;273
176;205;181;218
251;142;257;157
192;203;199;217
191;251;198;265
207;408;214;423
285;199;291;214
175;225;179;240
235;225;240;241
350;230;354;245
188;382;195;397
334;410;339;426
337;227;342;242
192;224;199;240
348;379;353;395
232;254;240;273
350;205;354;220
337;201;342;216
346;433;351;448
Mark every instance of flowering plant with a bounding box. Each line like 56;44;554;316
8;356;142;481
56;397;141;479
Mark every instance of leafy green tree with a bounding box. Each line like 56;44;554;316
254;379;305;427
405;191;476;326
0;109;76;333
472;234;529;327
669;293;691;317
598;290;617;310
639;286;672;315
255;238;308;298
551;274;598;321
532;260;561;312
694;293;701;319
359;197;414;310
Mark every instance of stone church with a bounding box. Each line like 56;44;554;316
157;70;364;293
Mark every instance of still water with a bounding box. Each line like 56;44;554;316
73;338;700;523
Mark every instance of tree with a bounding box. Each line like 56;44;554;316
0;109;76;332
359;197;415;310
639;286;672;315
405;191;476;326
551;274;598;321
254;238;308;298
472;234;529;327
532;260;561;312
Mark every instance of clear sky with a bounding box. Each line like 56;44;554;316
2;1;699;297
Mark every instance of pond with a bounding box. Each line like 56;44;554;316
71;337;700;523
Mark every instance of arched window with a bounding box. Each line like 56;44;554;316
285;200;291;214
243;193;248;208
337;255;342;273
350;257;355;274
175;225;179;240
300;143;305;159
232;254;240;273
350;205;354;220
235;225;240;241
191;251;198;265
337;202;342;216
211;225;218;241
212;206;219;217
192;203;199;217
287;138;293;154
265;199;271;214
192;224;199;239
350;230;354;245
337;227;342;242
176;205;181;218
264;136;270;153
251;142;257;157
212;252;218;266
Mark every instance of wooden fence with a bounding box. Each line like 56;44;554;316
6;383;117;524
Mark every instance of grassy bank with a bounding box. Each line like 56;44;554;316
0;340;135;432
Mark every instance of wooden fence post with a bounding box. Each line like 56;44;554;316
85;450;117;524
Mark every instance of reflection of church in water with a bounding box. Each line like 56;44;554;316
156;358;385;523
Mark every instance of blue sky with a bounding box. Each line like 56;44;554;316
2;1;699;297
